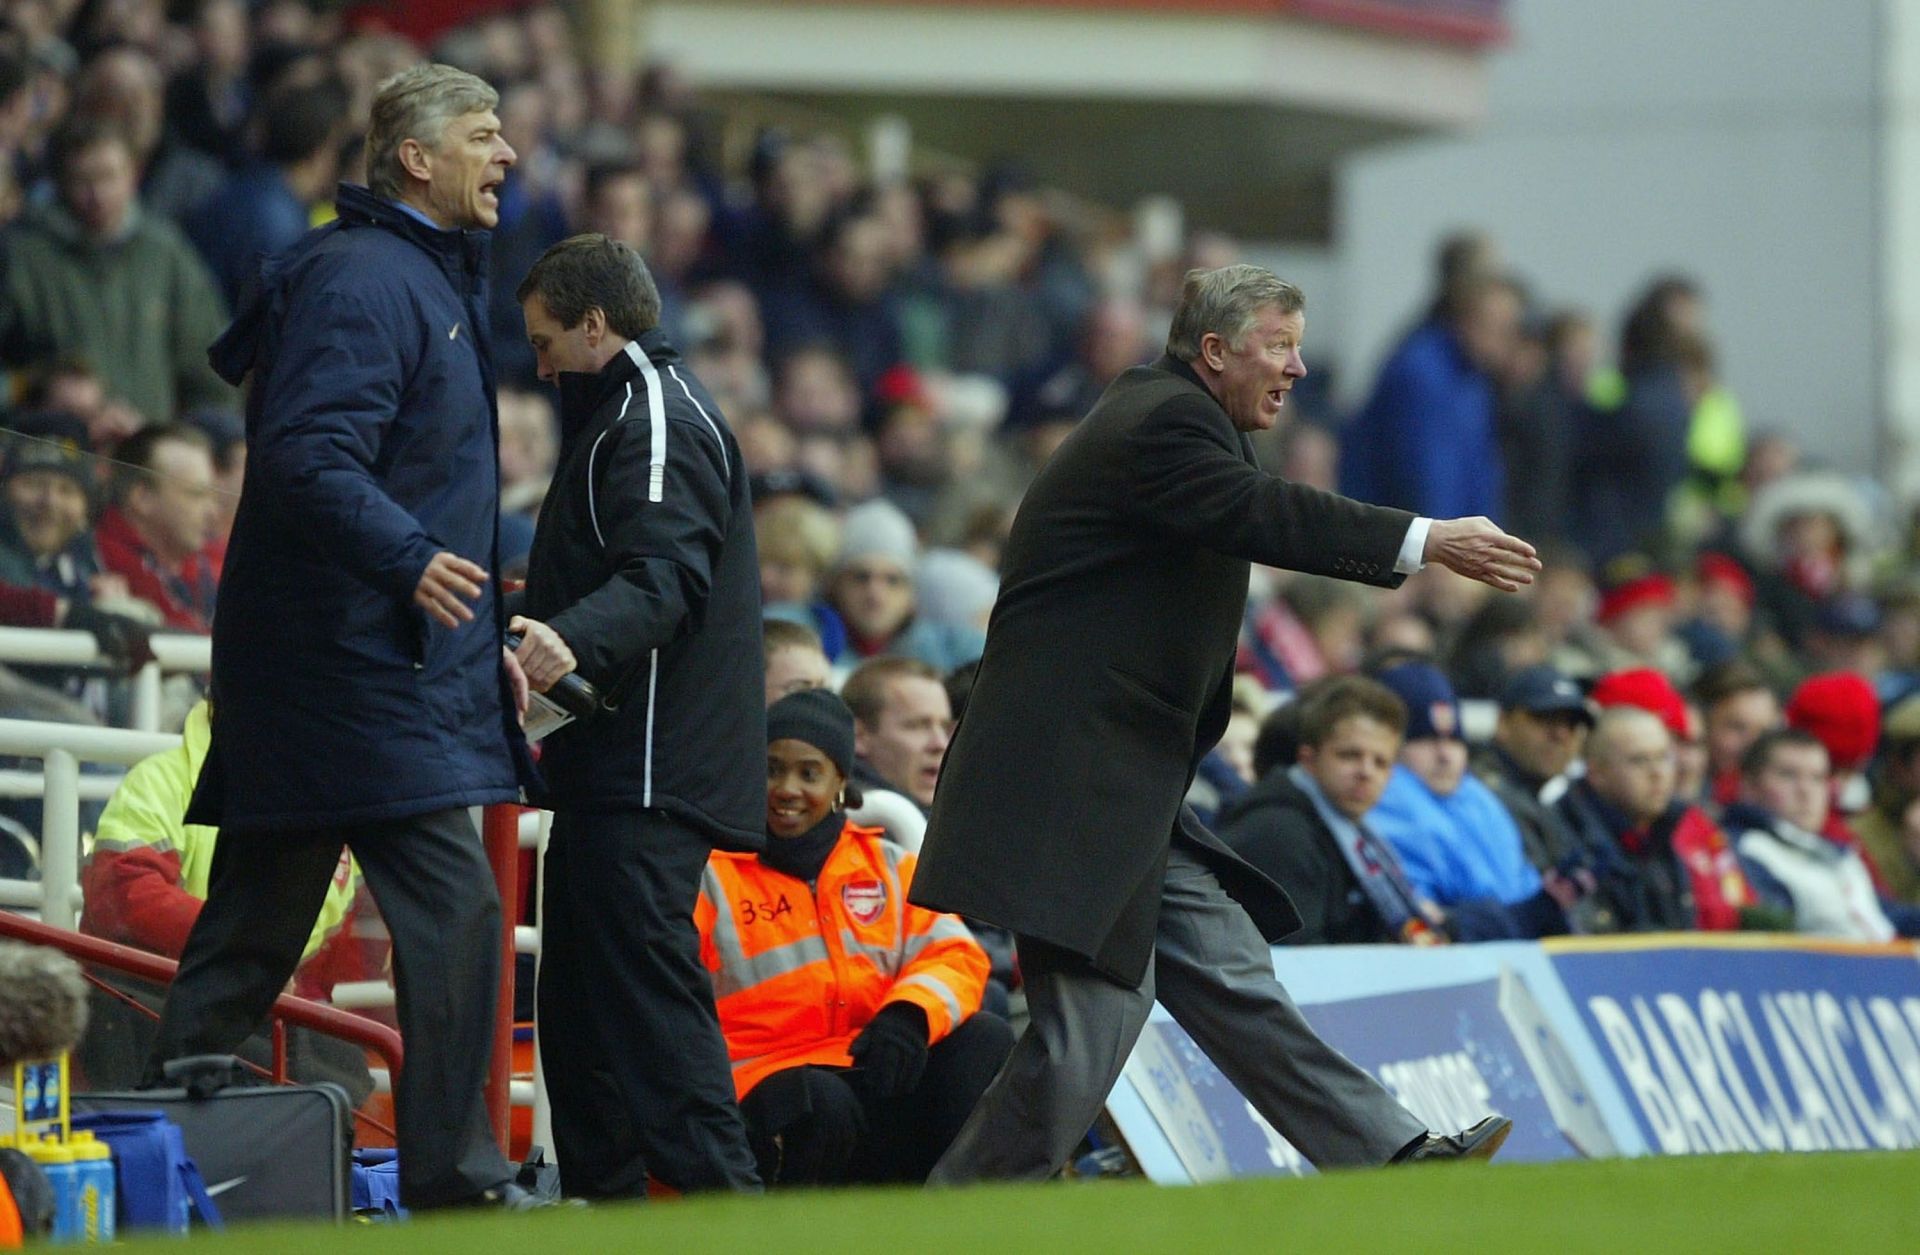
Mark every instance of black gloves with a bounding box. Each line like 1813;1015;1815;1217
62;602;157;670
846;1002;929;1099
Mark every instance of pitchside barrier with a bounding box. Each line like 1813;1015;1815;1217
1105;934;1920;1181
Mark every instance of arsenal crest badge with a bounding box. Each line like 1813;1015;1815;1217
842;880;886;925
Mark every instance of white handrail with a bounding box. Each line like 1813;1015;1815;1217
0;627;210;734
0;718;183;930
0;626;210;671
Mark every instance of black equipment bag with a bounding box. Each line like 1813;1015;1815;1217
73;1054;351;1223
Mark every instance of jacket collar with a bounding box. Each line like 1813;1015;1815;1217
1721;802;1842;861
332;182;490;292
1154;353;1256;463
553;328;680;435
1159;352;1210;397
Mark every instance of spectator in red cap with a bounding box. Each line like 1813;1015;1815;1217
1588;559;1692;681
1785;671;1891;882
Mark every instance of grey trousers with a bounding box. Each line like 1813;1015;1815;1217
928;844;1427;1183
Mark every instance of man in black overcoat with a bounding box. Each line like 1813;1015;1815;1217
910;265;1541;1180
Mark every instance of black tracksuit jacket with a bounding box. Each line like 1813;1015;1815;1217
520;329;765;851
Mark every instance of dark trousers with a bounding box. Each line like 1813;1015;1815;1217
143;807;509;1209
929;844;1427;1183
739;1012;1015;1187
537;809;761;1198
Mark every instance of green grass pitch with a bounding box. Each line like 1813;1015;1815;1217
122;1153;1920;1254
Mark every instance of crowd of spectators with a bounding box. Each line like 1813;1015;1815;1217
0;1;1910;1021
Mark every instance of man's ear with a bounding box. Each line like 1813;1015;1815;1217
1296;744;1318;772
853;721;872;759
1199;331;1227;372
397;135;433;184
582;306;607;345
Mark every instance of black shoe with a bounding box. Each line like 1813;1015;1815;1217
1390;1115;1513;1165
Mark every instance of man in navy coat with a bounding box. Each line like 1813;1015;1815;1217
144;64;538;1211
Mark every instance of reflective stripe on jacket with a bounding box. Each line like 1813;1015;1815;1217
694;821;988;1099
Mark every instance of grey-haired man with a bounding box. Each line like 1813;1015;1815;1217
145;64;539;1210
911;265;1537;1181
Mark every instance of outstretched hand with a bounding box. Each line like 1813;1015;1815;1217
1423;517;1541;593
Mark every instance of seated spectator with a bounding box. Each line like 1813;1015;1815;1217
843;656;950;814
1471;663;1600;921
1367;662;1567;937
1556;706;1773;932
76;698;373;1097
1784;671;1883;856
914;548;998;636
0;420;134;715
696;690;1012;1186
0;115;234;428
1474;664;1589;808
756;491;847;660
1853;693;1920;903
1727;729;1920;940
763;617;830;706
844;655;1014;1002
1590;665;1691;741
1587;558;1694;683
183;408;244;580
1694;659;1781;810
827;499;983;672
95;424;220;632
1219;676;1449;946
0;420;109;602
1676;552;1756;667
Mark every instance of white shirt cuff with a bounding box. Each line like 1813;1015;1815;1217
1394;517;1432;575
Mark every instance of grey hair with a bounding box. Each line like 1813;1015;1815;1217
0;942;89;1065
365;63;499;202
1165;265;1306;363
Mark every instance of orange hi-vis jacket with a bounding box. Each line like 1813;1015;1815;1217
695;821;990;1099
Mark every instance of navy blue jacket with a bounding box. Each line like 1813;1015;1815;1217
187;184;532;833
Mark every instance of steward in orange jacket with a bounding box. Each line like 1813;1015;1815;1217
698;688;1012;1185
697;823;987;1098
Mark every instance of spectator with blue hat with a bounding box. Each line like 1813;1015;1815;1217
1368;661;1568;938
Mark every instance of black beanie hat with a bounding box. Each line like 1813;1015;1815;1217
767;688;856;779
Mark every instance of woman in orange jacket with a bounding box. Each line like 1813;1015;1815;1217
695;688;1014;1186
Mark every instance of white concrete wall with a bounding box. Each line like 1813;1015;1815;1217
1335;0;1882;471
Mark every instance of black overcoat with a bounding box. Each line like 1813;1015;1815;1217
908;355;1414;986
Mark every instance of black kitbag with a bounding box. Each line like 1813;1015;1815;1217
73;1054;352;1223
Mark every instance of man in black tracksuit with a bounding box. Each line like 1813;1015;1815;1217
510;234;764;1198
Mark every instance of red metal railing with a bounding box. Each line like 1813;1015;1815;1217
0;910;406;1137
481;803;522;1151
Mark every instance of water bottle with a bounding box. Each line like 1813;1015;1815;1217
68;1133;115;1243
23;1137;79;1241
